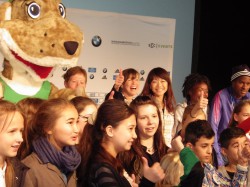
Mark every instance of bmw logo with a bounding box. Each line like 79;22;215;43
92;35;102;47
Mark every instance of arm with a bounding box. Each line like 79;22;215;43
208;92;224;166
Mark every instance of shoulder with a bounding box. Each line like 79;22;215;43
22;153;40;167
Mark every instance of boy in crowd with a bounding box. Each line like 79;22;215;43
219;127;249;181
172;120;250;187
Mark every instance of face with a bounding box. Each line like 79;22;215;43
150;76;168;97
221;136;248;165
111;115;137;156
234;104;250;124
122;74;140;98
0;112;24;159
65;73;86;90
48;106;79;150
189;136;214;164
232;76;250;99
136;104;159;140
189;83;209;103
77;104;97;141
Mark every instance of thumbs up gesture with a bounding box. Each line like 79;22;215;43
197;90;208;110
114;69;124;91
142;157;165;183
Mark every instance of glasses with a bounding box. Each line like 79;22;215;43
78;115;89;122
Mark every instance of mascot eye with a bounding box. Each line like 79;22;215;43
27;2;41;19
59;3;66;18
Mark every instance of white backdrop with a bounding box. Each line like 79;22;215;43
0;2;176;104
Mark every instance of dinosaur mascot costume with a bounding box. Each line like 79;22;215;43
0;0;83;103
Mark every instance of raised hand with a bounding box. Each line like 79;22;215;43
237;142;250;166
171;135;184;153
197;90;208;109
114;69;124;91
107;90;115;100
142;157;165;183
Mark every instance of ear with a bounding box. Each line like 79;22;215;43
221;147;227;157
186;142;193;150
64;81;68;88
47;130;53;135
233;113;239;123
0;2;12;21
105;125;114;137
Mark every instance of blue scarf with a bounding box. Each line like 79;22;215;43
32;137;81;174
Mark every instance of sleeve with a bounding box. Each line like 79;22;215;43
179;147;199;182
139;177;155;187
208;92;224;166
22;169;37;187
231;164;248;187
91;165;124;187
104;85;123;101
173;104;185;138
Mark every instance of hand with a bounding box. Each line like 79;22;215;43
108;90;115;100
171;136;184;153
197;90;208;110
114;69;124;91
130;174;138;187
237;143;249;166
142;157;165;183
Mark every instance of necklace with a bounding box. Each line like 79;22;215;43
146;145;155;154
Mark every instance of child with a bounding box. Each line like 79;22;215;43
16;97;45;160
141;67;176;147
156;151;184;187
0;100;28;187
70;96;97;143
172;120;249;187
219;127;249;182
228;99;250;127
119;95;168;184
22;98;81;187
173;73;211;137
77;99;164;187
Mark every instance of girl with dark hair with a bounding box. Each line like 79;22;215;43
77;99;163;187
119;95;167;185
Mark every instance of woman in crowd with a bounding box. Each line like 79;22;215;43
105;68;140;105
77;99;164;187
0;100;28;187
141;67;176;147
22;98;81;187
173;73;211;137
119;95;167;185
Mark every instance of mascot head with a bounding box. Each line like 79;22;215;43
0;0;83;82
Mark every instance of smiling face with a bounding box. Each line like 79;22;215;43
0;111;24;160
136;104;159;140
122;74;140;99
189;82;209;103
150;76;168;97
107;115;137;157
47;106;79;150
